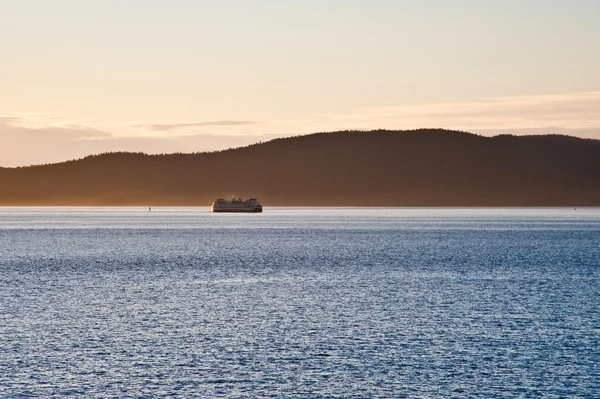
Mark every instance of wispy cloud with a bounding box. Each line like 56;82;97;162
330;91;600;131
129;120;261;132
122;91;600;137
0;113;109;139
0;117;278;167
0;116;20;124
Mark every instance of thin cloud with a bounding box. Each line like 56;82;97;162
130;120;261;132
0;124;111;140
0;114;109;137
0;117;283;166
333;91;600;131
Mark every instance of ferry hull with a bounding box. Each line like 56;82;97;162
211;208;263;213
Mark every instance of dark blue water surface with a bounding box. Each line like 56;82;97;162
1;207;599;398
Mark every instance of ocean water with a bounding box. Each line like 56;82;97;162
0;207;599;398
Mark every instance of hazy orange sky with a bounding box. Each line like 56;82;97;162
2;0;599;166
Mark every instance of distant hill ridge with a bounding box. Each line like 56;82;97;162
1;129;599;206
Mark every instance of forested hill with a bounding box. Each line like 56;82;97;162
1;129;600;206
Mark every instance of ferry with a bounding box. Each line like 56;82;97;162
211;197;263;213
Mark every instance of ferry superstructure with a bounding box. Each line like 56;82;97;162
211;197;263;213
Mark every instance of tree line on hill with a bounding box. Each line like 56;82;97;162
1;129;599;206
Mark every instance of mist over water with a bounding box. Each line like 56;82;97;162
1;207;599;398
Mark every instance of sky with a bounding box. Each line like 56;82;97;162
1;0;599;166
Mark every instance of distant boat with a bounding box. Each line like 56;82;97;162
211;197;263;213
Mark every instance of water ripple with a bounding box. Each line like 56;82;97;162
0;208;599;397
